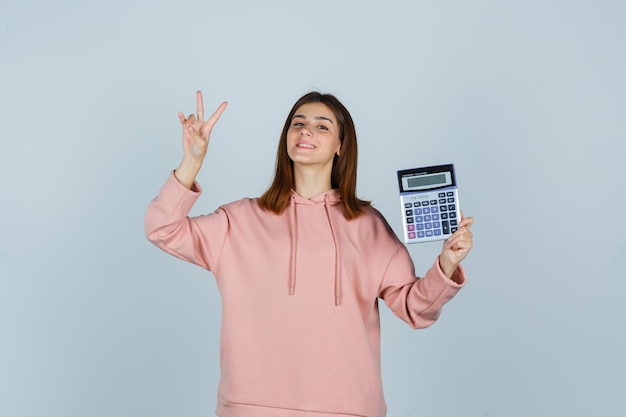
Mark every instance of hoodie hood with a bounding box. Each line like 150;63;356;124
288;189;343;305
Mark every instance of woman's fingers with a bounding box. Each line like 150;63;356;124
196;90;204;121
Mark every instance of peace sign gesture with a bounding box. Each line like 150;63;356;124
178;91;228;161
174;91;227;189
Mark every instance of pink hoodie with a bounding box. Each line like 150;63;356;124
145;172;466;417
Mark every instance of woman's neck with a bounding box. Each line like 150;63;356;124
293;166;333;199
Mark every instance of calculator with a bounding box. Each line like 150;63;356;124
397;164;461;244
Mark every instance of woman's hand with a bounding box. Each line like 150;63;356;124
438;214;474;280
175;91;228;189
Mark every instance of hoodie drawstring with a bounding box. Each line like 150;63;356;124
324;194;341;306
287;191;341;306
289;195;298;296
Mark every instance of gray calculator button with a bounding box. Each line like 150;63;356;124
413;202;421;207
446;192;454;197
442;221;450;234
422;201;429;206
441;213;448;219
438;192;445;198
447;198;455;203
405;203;412;208
440;205;448;212
430;200;437;205
449;211;457;218
405;210;413;216
407;217;414;223
448;205;456;211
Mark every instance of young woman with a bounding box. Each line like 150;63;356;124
145;91;474;417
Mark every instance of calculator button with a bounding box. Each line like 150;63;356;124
425;223;432;229
414;208;422;215
451;227;458;233
405;209;413;216
441;213;448;219
408;232;416;239
448;205;456;211
442;221;450;234
423;207;430;214
413;202;421;207
432;214;440;220
440;205;448;212
422;201;429;206
431;206;438;213
449;211;457;218
424;215;431;222
425;230;433;237
446;192;454;197
405;203;412;208
447;198;455;203
439;199;446;204
430;200;437;205
434;229;441;236
438;192;445;198
433;221;441;228
407;225;415;231
407;217;414;223
450;219;458;226
416;224;424;230
417;231;425;238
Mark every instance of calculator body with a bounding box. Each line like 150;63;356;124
397;164;461;244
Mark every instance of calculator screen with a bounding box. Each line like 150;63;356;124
406;173;450;189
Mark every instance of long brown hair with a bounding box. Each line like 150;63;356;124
259;92;370;220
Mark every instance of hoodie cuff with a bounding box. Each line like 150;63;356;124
434;258;467;287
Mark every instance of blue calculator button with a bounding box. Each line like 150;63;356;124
433;221;441;228
425;223;432;229
432;214;440;220
416;224;424;230
417;231;425;238
424;215;431;221
434;229;441;236
414;208;422;215
425;230;433;237
431;207;438;213
415;216;423;222
423;207;430;214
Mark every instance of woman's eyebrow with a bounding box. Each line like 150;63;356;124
292;114;334;124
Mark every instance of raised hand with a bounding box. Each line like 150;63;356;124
438;214;474;281
175;91;228;189
178;91;228;161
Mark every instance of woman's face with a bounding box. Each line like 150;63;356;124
286;102;341;173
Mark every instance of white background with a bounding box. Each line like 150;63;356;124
1;1;624;416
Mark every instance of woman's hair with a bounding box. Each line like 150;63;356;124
258;91;370;220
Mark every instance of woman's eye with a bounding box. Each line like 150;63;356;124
293;122;303;127
318;125;328;130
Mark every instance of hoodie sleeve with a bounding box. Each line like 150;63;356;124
144;172;229;272
379;246;466;330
